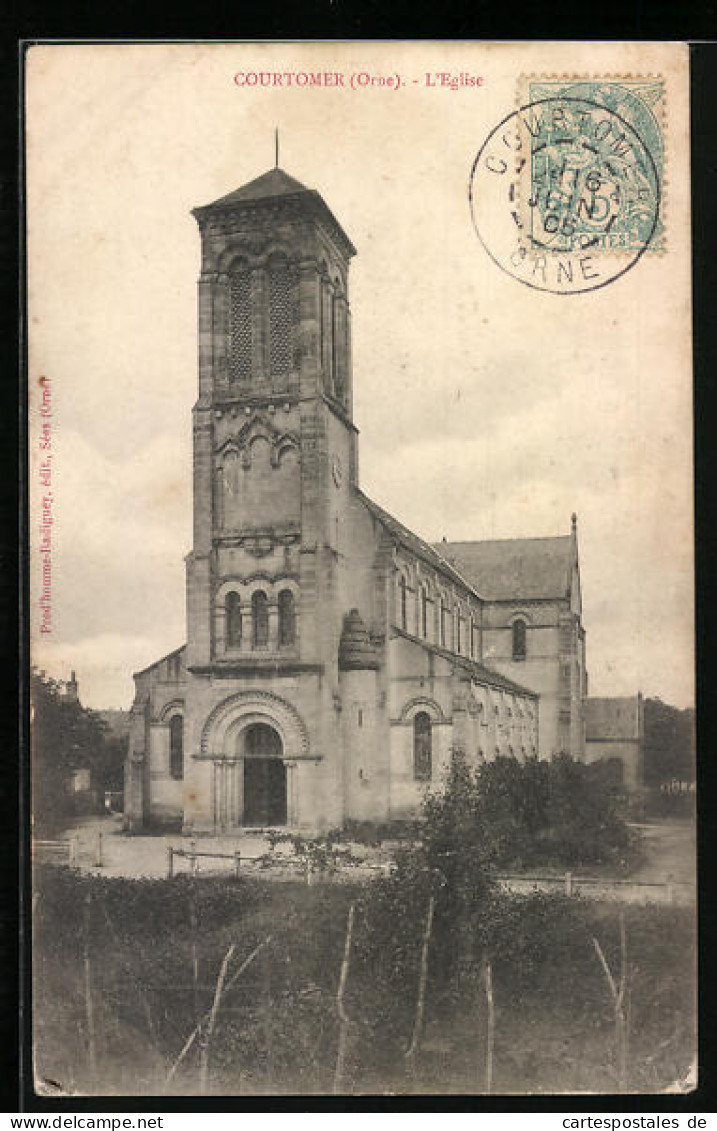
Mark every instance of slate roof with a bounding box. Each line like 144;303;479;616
433;536;573;601
134;644;186;679
194;166;357;256
200;167;310;209
357;491;484;599
392;627;538;697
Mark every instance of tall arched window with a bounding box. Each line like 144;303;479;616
331;288;348;402
399;574;408;631
169;715;184;781
278;589;296;646
252;590;269;647
439;599;447;647
456;610;463;654
512;618;527;661
225;591;242;648
420;586;428;638
413;712;433;782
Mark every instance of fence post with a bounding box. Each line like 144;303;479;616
190;841;198;876
95;831;103;868
69;835;79;868
565;871;573;897
167;845;174;879
234;850;241;878
306;859;313;887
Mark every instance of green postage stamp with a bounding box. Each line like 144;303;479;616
521;76;666;255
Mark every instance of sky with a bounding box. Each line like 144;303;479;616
27;42;694;709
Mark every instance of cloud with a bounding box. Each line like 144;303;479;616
31;427;191;688
35;631;176;709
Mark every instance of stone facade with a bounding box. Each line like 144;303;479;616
585;694;644;791
438;526;587;761
124;165;583;834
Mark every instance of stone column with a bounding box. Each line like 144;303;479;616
124;752;145;831
285;760;298;825
268;601;279;652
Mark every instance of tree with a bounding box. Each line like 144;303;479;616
420;750;635;873
642;698;695;787
31;668;126;830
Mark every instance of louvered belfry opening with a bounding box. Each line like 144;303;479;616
229;267;252;382
269;258;293;376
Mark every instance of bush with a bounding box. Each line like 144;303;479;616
335;819;421;846
33;862;695;1095
432;750;638;870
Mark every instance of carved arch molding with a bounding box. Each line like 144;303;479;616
216;412;300;467
199;690;310;759
397;696;448;725
156;699;185;724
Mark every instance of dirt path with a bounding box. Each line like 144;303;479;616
41;814;697;899
40;814;279;879
628;819;696;883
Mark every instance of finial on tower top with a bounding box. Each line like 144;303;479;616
571;512;578;531
274;127;279;168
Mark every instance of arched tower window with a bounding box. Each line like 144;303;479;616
169;715;184;781
252;591;269;647
331;288;348;402
225;591;242;648
512;618;527;661
420;586;428;638
278;589;296;646
269;258;293;376
413;712;433;782
399;575;408;631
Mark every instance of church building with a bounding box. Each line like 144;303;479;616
124;165;587;834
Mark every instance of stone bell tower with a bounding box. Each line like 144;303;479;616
185;166;357;671
180;164;360;831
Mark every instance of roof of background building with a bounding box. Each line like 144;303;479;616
434;536;573;601
585;696;642;741
358;491;485;600
96;709;131;739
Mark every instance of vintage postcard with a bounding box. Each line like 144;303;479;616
26;42;694;1097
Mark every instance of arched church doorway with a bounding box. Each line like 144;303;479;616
242;722;287;826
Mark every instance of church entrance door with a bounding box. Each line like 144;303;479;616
242;723;287;827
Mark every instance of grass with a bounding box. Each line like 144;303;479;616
33;865;696;1096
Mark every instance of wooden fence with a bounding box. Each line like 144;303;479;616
34;838;78;867
167;844;242;879
33;836;694;904
33;833;103;869
495;871;694;906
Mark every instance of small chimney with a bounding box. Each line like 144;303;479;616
65;670;79;703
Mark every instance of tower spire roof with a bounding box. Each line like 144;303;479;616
193;166;356;258
201;166;310;209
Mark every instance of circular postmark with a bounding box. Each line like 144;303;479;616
469;96;661;294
